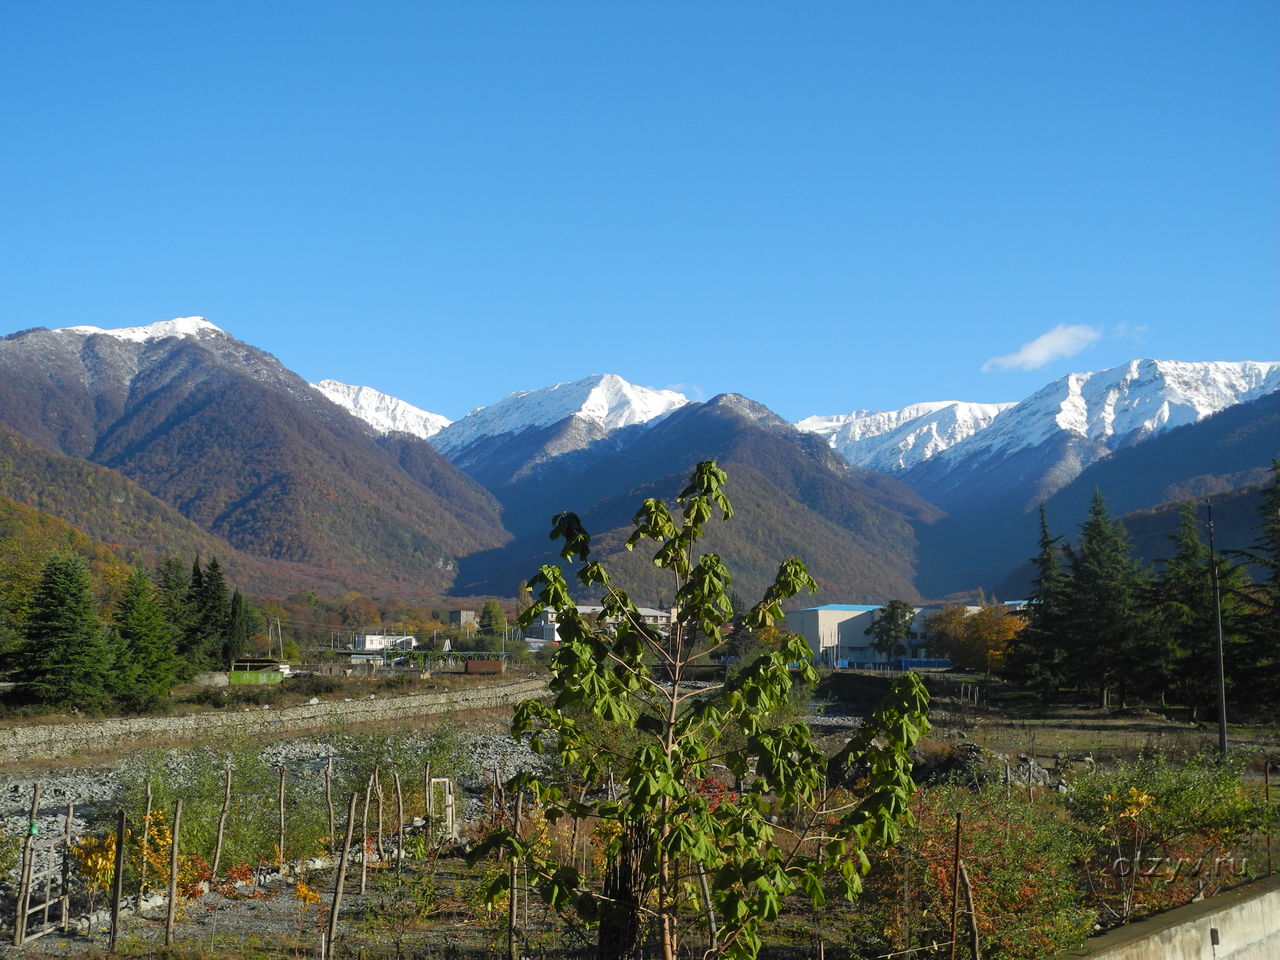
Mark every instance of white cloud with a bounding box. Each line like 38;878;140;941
982;324;1102;373
664;382;705;402
1111;321;1150;341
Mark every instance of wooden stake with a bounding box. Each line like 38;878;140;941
508;792;522;960
360;774;372;894
374;766;386;863
60;804;73;933
698;865;719;955
108;807;127;952
326;793;359;960
393;771;405;873
138;782;153;906
213;767;231;878
949;812;962;960
278;766;287;875
424;761;432;820
325;757;335;853
165;798;183;947
1266;757;1273;875
902;858;911;951
13;782;41;946
959;860;981;959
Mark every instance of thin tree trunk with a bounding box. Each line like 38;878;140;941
698;865;719;955
393;771;405;874
326;793;359;960
508;792;522;960
213;767;231;877
165;798;183;947
597;821;646;960
14;784;41;946
108;807;127;953
325;757;335;853
949;812;962;960
278;766;287;877
360;774;372;894
60;798;72;936
138;782;153;904
374;766;386;863
959;860;981;960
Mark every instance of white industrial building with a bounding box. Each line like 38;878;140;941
787;604;944;667
352;633;416;652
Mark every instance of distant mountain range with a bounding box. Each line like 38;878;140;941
0;317;1274;604
0;319;506;597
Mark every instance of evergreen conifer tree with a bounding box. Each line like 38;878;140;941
223;588;260;664
114;568;181;711
1148;504;1251;718
1006;506;1071;697
1065;493;1150;706
182;556;230;670
1231;461;1280;715
14;555;112;711
153;556;193;630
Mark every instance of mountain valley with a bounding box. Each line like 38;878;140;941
0;317;1274;605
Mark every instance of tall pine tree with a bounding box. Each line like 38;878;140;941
223;588;260;663
1064;493;1151;706
14;555;112;712
183;556;230;670
1006;506;1072;697
1232;461;1280;716
113;568;181;712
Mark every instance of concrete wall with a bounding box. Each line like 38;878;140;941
0;677;549;764
1059;873;1280;960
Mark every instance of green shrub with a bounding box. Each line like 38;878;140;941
847;782;1092;959
1068;752;1276;922
284;673;342;697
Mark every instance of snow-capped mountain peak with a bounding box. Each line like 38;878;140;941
55;316;225;343
795;400;1015;472
311;380;452;439
431;373;687;459
971;359;1280;458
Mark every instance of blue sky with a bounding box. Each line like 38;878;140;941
3;2;1276;421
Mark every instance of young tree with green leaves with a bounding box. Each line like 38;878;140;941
478;598;507;637
472;461;930;960
14;555;113;712
864;599;915;660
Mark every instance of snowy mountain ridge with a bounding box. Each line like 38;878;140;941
797;359;1280;477
56;316;225;343
933;358;1280;466
311;380;451;439
795;401;1016;472
429;373;688;459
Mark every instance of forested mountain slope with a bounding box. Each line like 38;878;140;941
454;394;940;604
0;321;507;596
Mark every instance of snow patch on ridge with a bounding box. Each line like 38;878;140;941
800;360;1279;476
311;380;451;438
431;374;688;458
56;317;225;342
961;359;1280;462
796;400;1015;472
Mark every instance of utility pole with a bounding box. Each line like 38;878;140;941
1205;499;1228;759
